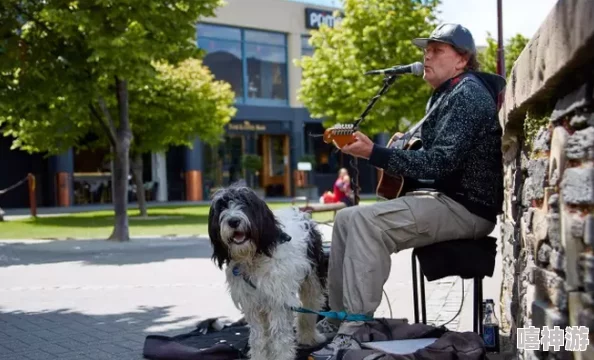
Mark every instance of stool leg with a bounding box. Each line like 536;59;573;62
473;277;484;334
412;252;419;323
420;268;427;324
477;278;484;335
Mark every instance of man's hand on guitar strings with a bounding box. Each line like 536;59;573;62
341;131;374;160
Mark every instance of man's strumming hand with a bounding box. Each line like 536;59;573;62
341;131;374;159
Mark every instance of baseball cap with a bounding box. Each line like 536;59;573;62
412;23;476;55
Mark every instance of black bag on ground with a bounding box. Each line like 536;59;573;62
142;317;330;360
142;317;250;360
335;318;487;360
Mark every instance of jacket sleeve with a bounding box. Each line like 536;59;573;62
368;81;495;180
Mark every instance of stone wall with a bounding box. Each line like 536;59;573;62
498;1;594;359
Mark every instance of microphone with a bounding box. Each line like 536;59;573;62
365;61;424;76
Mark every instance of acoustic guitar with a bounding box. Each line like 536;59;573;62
322;124;423;200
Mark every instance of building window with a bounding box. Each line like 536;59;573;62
197;23;288;106
301;35;314;57
197;24;243;100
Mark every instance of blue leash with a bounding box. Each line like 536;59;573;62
233;265;372;322
291;306;373;322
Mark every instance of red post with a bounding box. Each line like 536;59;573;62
27;173;37;217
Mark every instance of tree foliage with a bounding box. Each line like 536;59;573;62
477;32;530;76
0;0;228;240
296;0;441;136
130;58;236;154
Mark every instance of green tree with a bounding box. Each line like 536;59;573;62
0;0;224;241
295;0;440;136
477;32;529;76
128;58;236;217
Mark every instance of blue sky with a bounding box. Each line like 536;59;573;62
288;0;558;46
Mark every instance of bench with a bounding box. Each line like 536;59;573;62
411;236;497;335
292;196;347;222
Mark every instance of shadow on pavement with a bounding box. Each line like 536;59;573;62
0;305;234;360
0;236;214;268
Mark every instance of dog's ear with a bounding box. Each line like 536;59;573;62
208;203;229;269
245;191;281;258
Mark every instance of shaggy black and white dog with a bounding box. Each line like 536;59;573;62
208;185;327;360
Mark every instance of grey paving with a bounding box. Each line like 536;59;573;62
0;222;501;359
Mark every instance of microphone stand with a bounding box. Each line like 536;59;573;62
350;74;399;206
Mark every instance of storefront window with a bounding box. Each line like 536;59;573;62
197;23;288;107
246;44;287;101
197;24;243;99
301;35;314;57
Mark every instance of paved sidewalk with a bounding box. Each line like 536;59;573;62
0;224;500;359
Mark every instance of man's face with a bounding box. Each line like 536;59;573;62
422;41;468;88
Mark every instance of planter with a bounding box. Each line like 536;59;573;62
295;186;319;201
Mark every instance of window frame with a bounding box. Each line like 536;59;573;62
197;23;289;107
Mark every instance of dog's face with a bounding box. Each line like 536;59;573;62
208;186;280;268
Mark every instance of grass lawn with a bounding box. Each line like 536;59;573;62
0;201;375;240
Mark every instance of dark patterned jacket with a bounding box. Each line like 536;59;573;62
369;71;506;223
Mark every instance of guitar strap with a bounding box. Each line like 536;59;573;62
392;72;479;150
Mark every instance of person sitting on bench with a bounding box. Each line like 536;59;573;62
309;23;506;359
324;168;354;206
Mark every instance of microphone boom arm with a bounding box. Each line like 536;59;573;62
349;74;400;206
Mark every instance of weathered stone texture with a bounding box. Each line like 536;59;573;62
498;2;594;359
566;127;594;160
561;167;594;205
533;127;552;153
523;159;550;205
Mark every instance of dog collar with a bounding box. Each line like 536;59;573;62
232;265;257;289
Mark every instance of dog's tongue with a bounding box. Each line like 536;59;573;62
233;232;246;242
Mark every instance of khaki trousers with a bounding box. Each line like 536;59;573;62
327;190;496;322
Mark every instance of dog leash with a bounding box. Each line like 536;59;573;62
291;307;373;322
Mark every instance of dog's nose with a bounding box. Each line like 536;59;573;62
228;217;241;228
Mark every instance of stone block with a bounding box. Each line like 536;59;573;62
548;127;570;188
585;215;594;248
530;158;549;197
561;167;594;205
532;208;549;243
570;113;591;129
572;215;585;239
531;299;569;328
548;194;560;213
580;253;594;295
581;292;594;307
561;210;585;290
566;126;594;160
551;83;594;123
549;249;566;272
533;267;568;311
548;213;562;250
533;127;552;153
578;308;594;330
537;242;552;266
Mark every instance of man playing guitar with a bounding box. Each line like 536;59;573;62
311;23;507;358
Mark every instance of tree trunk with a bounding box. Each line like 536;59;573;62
108;78;132;242
131;152;148;217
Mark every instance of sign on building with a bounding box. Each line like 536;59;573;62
305;7;343;30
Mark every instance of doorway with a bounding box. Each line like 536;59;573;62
259;134;290;197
